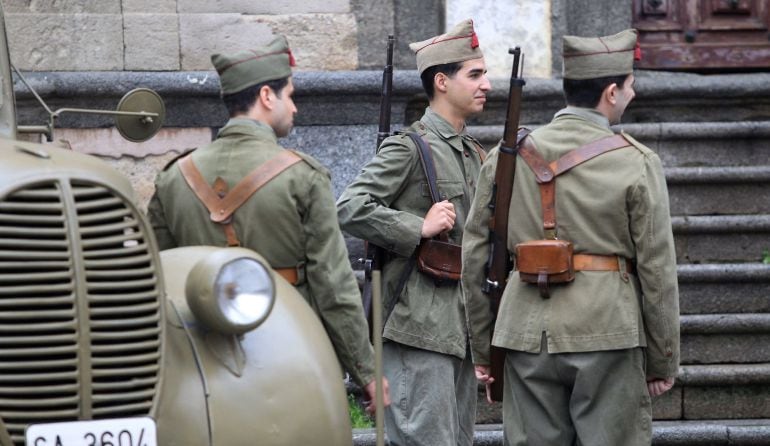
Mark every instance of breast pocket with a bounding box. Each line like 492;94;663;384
421;181;467;240
420;180;465;203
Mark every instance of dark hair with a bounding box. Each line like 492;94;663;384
222;76;290;117
562;74;630;108
420;62;463;100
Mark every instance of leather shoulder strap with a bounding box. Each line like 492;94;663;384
550;134;630;177
178;155;223;213
407;132;442;204
213;150;303;223
178;150;303;223
518;133;631;182
516;133;631;237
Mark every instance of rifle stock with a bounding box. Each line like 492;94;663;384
361;35;395;338
484;47;526;402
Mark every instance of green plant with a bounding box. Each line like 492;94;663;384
348;394;374;429
763;250;770;265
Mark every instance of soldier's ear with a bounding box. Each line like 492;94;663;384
434;72;449;93
258;85;275;110
602;82;619;106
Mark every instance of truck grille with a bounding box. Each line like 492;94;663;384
0;180;162;445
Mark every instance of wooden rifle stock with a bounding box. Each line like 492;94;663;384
361;35;395;338
484;47;526;402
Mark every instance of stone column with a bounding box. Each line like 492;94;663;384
446;0;552;79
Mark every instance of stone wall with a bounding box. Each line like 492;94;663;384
4;0;360;71
3;0;564;75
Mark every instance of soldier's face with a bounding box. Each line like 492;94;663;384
272;77;297;137
443;58;491;117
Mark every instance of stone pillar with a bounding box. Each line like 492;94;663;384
446;0;552;79
550;0;633;76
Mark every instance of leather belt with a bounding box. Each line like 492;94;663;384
274;265;305;285
573;254;635;274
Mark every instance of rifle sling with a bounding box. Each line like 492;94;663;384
384;132;450;326
518;134;630;233
178;150;303;246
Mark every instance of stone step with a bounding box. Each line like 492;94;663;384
353;419;770;445
666;166;770;216
672;364;770;421
681;314;770;364
678;263;770;315
618;122;770;169
673;215;770;264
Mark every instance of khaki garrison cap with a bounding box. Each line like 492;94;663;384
409;19;484;74
562;29;640;80
211;35;296;95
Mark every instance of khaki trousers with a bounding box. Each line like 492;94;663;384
503;336;652;446
383;342;477;446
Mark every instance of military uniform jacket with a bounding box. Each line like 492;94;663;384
147;118;375;385
337;107;484;359
462;107;680;378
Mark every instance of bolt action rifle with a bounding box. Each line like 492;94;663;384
361;35;395;338
483;47;527;402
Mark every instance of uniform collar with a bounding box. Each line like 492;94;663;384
420;107;473;152
553;106;611;129
217;118;278;142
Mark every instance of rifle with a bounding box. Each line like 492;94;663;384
361;35;395;338
483;47;526;402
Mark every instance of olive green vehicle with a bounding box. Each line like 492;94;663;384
0;4;352;446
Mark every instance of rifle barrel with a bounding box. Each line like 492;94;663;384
377;35;395;148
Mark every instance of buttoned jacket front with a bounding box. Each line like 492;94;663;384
337;108;484;359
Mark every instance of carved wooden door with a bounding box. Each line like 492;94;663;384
633;0;770;71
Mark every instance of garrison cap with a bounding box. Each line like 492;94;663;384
409;19;483;74
562;29;640;80
211;35;296;95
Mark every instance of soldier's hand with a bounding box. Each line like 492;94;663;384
474;365;495;404
363;377;391;415
646;377;675;397
421;200;456;238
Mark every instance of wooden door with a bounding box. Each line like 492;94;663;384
633;0;770;71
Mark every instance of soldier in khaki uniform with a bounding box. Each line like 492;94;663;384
463;29;680;445
147;36;388;412
337;19;489;446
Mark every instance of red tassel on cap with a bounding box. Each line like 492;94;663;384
287;49;296;67
634;40;642;61
470;32;479;49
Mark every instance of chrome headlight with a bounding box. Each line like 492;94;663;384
185;249;276;335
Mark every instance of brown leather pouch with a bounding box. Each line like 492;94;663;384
416;238;462;283
515;239;575;288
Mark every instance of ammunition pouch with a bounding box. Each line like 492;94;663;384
515;239;574;298
416;238;462;283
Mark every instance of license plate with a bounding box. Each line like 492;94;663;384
25;417;156;446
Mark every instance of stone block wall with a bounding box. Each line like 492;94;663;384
4;0;561;75
4;0;360;72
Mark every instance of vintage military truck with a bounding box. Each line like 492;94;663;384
0;3;352;445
